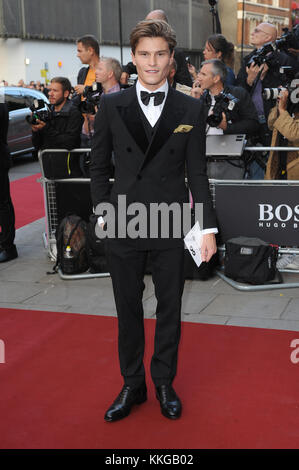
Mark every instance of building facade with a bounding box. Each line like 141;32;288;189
219;0;292;71
0;0;213;85
0;0;294;85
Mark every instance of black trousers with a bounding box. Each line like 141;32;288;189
106;240;185;387
0;169;15;250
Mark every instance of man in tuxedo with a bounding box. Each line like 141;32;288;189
90;19;217;422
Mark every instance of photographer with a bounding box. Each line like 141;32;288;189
198;59;258;135
197;59;258;178
203;34;236;87
95;57;122;96
31;77;83;178
266;88;299;271
31;77;83;151
265;87;299;180
74;35;101;149
236;23;299;145
75;35;100;98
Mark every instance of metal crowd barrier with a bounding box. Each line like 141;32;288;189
38;148;110;279
38;146;299;289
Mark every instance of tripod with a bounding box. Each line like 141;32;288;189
209;0;221;34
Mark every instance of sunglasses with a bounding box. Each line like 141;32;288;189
253;28;269;35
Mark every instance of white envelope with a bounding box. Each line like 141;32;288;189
184;221;203;267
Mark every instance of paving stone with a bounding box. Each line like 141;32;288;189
0;281;44;303
226;317;299;332
280;299;299;321
22;284;116;313
182;313;229;325
200;294;289;319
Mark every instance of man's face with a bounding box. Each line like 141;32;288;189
77;42;93;64
197;63;217;91
131;36;173;90
95;61;110;84
250;24;275;48
48;82;68;106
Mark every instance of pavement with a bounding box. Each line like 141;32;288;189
1;157;299;333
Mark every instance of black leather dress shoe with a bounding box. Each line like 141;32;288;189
104;384;147;422
0;245;18;263
156;385;182;420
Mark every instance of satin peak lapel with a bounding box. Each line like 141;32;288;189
116;87;149;155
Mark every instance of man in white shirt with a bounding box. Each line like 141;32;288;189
90;19;217;422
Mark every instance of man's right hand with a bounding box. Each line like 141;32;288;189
191;81;204;99
31;119;46;132
246;62;261;86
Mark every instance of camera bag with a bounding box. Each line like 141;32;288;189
224;236;282;285
53;214;89;274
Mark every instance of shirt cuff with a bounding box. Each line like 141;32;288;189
201;228;218;235
97;216;105;226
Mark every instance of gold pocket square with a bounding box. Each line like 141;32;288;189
173;125;193;134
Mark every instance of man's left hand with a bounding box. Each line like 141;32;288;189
277;89;289;114
201;233;217;263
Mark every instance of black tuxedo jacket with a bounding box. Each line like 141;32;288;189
90;84;217;249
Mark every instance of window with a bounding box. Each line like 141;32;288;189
5;90;27;112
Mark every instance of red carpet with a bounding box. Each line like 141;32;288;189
0;308;299;449
10;173;44;228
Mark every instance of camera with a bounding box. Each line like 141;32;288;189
262;66;299;113
206;91;239;127
275;24;299;52
248;25;299;70
26;99;52;125
80;82;102;114
247;42;279;69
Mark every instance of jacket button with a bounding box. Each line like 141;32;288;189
127;147;132;152
170;149;175;154
161;176;166;182
137;174;142;180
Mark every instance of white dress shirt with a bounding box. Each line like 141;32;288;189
136;79;168;127
206;93;224;136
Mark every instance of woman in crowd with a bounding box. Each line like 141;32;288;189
203;34;236;87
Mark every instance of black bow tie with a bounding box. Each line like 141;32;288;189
140;91;165;106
